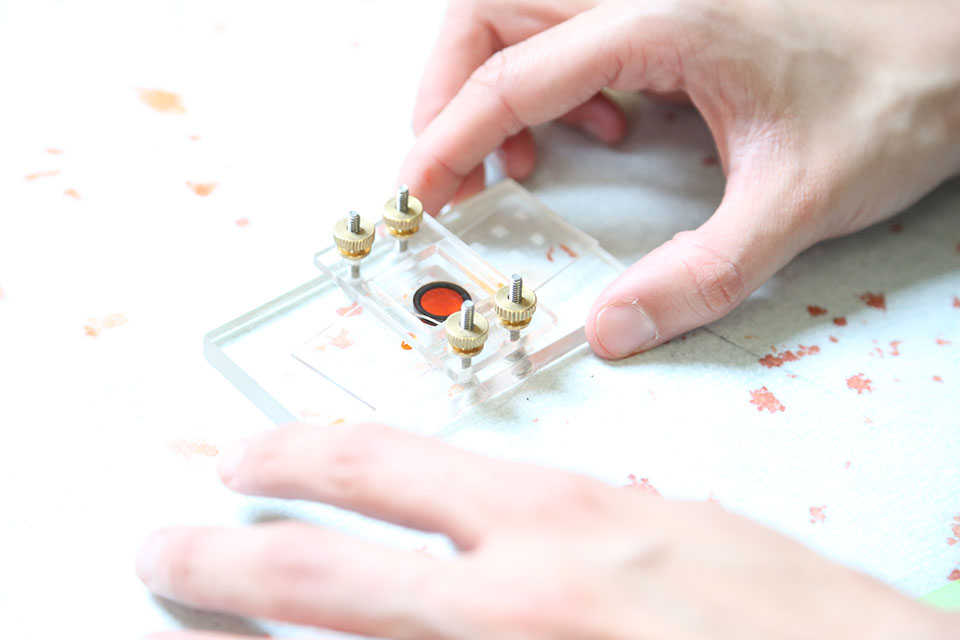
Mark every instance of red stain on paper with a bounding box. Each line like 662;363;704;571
25;170;59;181
314;329;354;351
809;505;826;524
833;317;847;326
186;181;218;197
950;569;960;581
531;418;539;423
45;147;62;155
758;344;819;368
400;341;412;350
83;313;128;338
829;336;839;343
168;439;219;459
946;515;960;546
953;296;960;309
844;461;851;469
188;135;201;141
749;386;785;413
559;244;578;258
234;217;250;228
336;302;362;317
625;474;660;496
859;292;886;310
888;340;902;356
447;384;464;397
64;188;81;200
701;154;718;166
936;337;952;345
807;305;828;317
137;88;186;114
846;373;873;394
546;246;555;262
933;375;943;383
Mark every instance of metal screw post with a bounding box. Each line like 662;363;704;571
396;185;409;213
348;210;361;234
459;300;475;368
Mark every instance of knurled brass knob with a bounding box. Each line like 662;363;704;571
383;184;424;237
333;211;375;258
445;300;489;357
494;274;537;329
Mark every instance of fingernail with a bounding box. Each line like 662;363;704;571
595;301;658;357
217;438;248;485
135;530;166;586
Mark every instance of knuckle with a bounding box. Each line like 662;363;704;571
244;431;297;496
538;473;609;519
323;423;391;500
466;51;525;136
257;525;329;612
163;530;206;598
671;233;746;319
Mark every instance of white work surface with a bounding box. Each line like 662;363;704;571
1;1;958;637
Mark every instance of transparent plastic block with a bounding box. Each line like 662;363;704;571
204;180;624;434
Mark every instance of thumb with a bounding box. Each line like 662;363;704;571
585;171;816;359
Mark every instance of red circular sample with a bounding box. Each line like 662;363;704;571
420;287;466;317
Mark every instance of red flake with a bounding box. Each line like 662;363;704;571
400;341;412;350
829;336;839;343
137;88;186;114
889;222;903;233
833;317;847;326
168;439;219;459
807;305;828;316
859;292;886;310
950;569;960;581
758;344;819;368
336;302;362;317
546;246;555;262
25;169;59;181
314;328;353;350
234;217;249;228
844;461;851;469
787;373;798;379
846;373;873;394
186;181;218;197
948;538;957;546
953;296;960;309
64;188;81;200
532;418;539;423
624;474;661;496
701;154;718;166
933;375;943;383
951;516;960;540
889;340;902;356
936;337;952;345
559;244;578;258
749;386;785;413
809;506;826;524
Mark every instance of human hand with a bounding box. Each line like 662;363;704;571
397;0;960;359
136;423;957;639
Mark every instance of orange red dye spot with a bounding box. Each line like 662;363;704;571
829;336;839;343
45;147;62;155
933;375;944;383
859;292;886;310
809;505;826;524
624;474;661;496
25;170;59;181
235;217;249;228
702;154;718;166
947;515;960;546
758;344;820;368
64;188;81;200
186;181;218;197
833;317;847;326
936;337;952;345
846;373;873;394
953;296;960;309
189;135;201;141
137;89;186;114
314;328;354;351
168;439;219;459
890;222;903;233
420;287;464;317
83;313;128;338
546;246;555;262
559;244;578;258
400;341;412;350
749;386;785;413
806;305;827;316
336;302;362;317
889;340;902;356
950;569;960;581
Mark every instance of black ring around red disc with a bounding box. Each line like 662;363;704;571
412;281;472;326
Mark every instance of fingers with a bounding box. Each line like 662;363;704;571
399;2;685;212
558;93;628;145
585;166;815;359
218;423;499;548
136;523;452;639
145;634;266;640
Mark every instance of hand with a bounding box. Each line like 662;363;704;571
136;423;956;639
397;0;960;359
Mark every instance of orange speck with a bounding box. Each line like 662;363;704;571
832;317;847;326
859;292;886;310
531;418;539;423
758;344;819;368
63;188;81;200
328;328;353;349
807;305;828;316
25;170;59;181
936;337;952;345
83;312;128;338
743;334;757;339
167;439;219;459
235;217;250;228
137;88;186;114
948;538;958;546
186;181;218;197
45;147;63;155
889;340;902;356
328;418;346;426
336;302;362;317
933;375;943;383
809;505;826;524
407;332;417;340
546;246;555;262
950;569;960;581
846;373;873;394
559;244;578;258
829;336;839;343
189;135;201;141
447;384;464;397
624;474;661;496
890;222;903;233
400;341;413;350
749;386;785;413
953;296;960;309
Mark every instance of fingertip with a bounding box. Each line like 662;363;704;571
216;438;249;488
136;528;168;586
500;130;538;181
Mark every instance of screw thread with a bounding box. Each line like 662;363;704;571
396;185;409;213
348;210;361;234
460;300;474;331
510;274;523;304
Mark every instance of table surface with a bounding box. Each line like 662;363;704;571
1;1;958;637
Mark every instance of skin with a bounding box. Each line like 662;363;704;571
136;423;959;639
396;0;960;359
138;3;960;637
